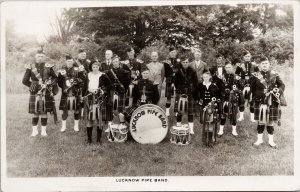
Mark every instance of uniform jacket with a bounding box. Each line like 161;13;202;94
106;67;131;94
195;82;220;107
133;79;159;104
74;58;91;72
174;66;198;95
251;70;285;102
163;57;182;81
235;61;259;79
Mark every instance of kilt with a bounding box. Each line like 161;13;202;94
220;100;238;123
59;93;81;111
254;100;279;122
110;92;126;113
85;93;111;122
28;92;54;114
174;93;194;115
165;77;174;98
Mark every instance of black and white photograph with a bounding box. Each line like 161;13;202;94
1;1;299;191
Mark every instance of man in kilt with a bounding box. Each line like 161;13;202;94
121;47;143;107
22;48;58;137
82;60;111;144
124;65;159;122
235;50;259;122
163;46;182;116
251;56;285;148
195;70;221;147
209;53;226;92
217;62;245;137
57;54;86;132
74;48;91;72
105;55;131;131
173;56;198;134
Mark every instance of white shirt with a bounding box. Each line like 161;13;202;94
203;81;211;89
217;66;223;77
195;60;201;68
88;72;102;91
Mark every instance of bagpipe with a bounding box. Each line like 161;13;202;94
258;87;281;125
81;87;106;121
201;97;220;147
34;77;58;124
222;85;240;121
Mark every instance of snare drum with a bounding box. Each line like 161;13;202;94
129;104;168;144
107;123;128;142
170;124;190;145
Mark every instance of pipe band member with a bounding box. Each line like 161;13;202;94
163;46;182;116
217;62;245;137
251;56;285;148
235;50;259;122
122;47;143;107
173;56;198;134
22;47;58;137
124;65;159;122
105;55;131;131
83;60;111;144
195;70;221;147
58;54;85;132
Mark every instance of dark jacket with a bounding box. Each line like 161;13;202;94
174;66;198;95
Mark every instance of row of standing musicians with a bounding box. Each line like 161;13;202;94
22;47;286;148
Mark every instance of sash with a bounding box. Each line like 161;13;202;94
110;69;125;91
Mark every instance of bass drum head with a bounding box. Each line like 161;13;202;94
129;104;168;144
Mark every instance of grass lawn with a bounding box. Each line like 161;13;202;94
5;71;294;177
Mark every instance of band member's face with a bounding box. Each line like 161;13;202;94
203;73;211;82
35;53;45;64
92;64;100;72
169;50;177;58
225;64;233;74
151;52;158;62
142;70;149;79
112;58;120;68
194;52;201;60
127;50;135;58
182;59;189;69
261;60;270;71
66;59;73;68
243;53;251;62
105;51;113;60
78;52;86;60
216;57;222;64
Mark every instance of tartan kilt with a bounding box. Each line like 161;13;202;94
28;92;54;114
110;92;126;113
220;100;238;123
174;93;194;115
165;78;174;98
59;93;81;111
85;94;112;122
254;100;279;122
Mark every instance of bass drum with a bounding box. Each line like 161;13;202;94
129;104;168;144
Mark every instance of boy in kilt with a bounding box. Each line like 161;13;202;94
251;56;285;148
83;60;111;144
22;48;58;137
235;50;259;122
195;70;221;147
217;62;245;137
173;56;198;134
163;46;182;116
105;55;131;133
124;65;159;122
57;54;86;132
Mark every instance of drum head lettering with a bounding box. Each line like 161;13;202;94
130;104;168;144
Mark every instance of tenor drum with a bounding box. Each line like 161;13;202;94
170;124;190;145
129;104;168;144
107;123;128;143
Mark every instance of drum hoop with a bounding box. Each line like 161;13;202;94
129;104;169;144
